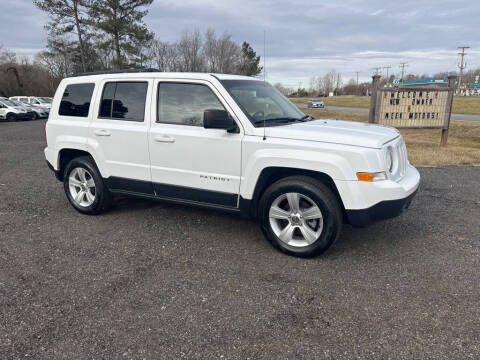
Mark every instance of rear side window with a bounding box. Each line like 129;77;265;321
59;83;95;117
157;83;224;126
99;82;148;122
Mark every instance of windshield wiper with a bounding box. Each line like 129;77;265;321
253;115;315;126
253;117;298;125
299;115;314;121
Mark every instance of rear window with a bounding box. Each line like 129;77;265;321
59;83;95;117
99;82;148;122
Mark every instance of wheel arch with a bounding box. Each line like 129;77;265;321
57;148;98;181
245;167;346;219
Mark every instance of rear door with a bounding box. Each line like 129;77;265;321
88;79;153;194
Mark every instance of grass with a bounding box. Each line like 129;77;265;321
303;108;480;167
291;95;480;115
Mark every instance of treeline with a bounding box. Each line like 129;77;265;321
281;67;480;98
0;46;58;97
0;0;262;97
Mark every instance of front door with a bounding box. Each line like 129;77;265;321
148;80;243;207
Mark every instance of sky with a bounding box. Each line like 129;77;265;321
1;0;479;86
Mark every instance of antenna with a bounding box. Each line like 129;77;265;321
263;29;267;141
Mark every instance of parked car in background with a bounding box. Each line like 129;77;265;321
10;96;53;110
307;99;325;109
8;98;49;119
44;71;420;257
0;97;34;121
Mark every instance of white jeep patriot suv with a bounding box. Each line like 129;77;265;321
45;70;420;257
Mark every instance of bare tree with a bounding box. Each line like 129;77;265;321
203;29;240;73
177;29;204;72
150;40;181;72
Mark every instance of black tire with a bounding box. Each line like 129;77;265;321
258;176;342;257
31;112;38;120
63;156;112;215
6;113;17;122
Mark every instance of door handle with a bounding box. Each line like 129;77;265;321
154;135;175;143
94;129;111;136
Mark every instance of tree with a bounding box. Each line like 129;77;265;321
34;0;89;72
88;0;154;68
237;42;262;76
177;29;204;72
149;40;180;72
203;29;240;74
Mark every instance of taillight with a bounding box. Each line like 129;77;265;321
44;120;48;147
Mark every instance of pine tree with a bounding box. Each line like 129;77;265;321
87;0;154;69
237;42;262;76
34;0;89;72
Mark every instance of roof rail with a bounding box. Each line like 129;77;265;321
72;68;160;77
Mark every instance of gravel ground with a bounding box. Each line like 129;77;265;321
1;120;479;359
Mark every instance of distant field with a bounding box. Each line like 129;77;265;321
303;108;480;167
291;95;480;115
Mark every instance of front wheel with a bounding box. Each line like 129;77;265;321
259;176;342;257
63;156;112;215
6;113;17;122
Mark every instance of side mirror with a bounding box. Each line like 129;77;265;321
203;109;237;132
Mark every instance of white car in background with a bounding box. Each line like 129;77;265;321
0;97;33;121
10;96;53;110
8;98;49;119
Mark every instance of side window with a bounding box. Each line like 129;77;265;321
99;82;148;122
158;83;225;126
59;83;95;117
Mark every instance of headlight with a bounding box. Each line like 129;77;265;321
385;147;394;173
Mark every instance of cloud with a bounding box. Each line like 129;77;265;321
2;0;480;85
370;9;385;16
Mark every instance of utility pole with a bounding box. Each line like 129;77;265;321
399;62;408;81
355;71;360;86
457;46;469;90
383;66;392;80
370;67;382;76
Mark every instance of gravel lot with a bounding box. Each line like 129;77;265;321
1;120;479;359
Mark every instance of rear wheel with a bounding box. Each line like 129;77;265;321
31;112;38;120
63;156;112;215
258;176;342;257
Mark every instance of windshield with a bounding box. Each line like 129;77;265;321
0;99;18;107
221;80;306;127
38;97;52;103
9;99;27;107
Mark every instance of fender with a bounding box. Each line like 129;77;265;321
240;148;358;200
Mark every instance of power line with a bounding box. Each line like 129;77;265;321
383;66;392;79
457;46;469;88
399;62;408;81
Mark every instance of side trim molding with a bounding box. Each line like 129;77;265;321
104;176;238;208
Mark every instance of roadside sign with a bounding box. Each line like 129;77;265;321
470;83;480;87
399;79;448;86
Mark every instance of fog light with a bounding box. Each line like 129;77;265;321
357;172;387;182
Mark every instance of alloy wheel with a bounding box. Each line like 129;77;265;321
269;192;323;247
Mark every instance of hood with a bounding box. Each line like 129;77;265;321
264;119;400;149
12;106;27;112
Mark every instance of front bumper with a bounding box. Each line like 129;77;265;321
346;189;417;227
336;165;420;227
16;112;32;120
